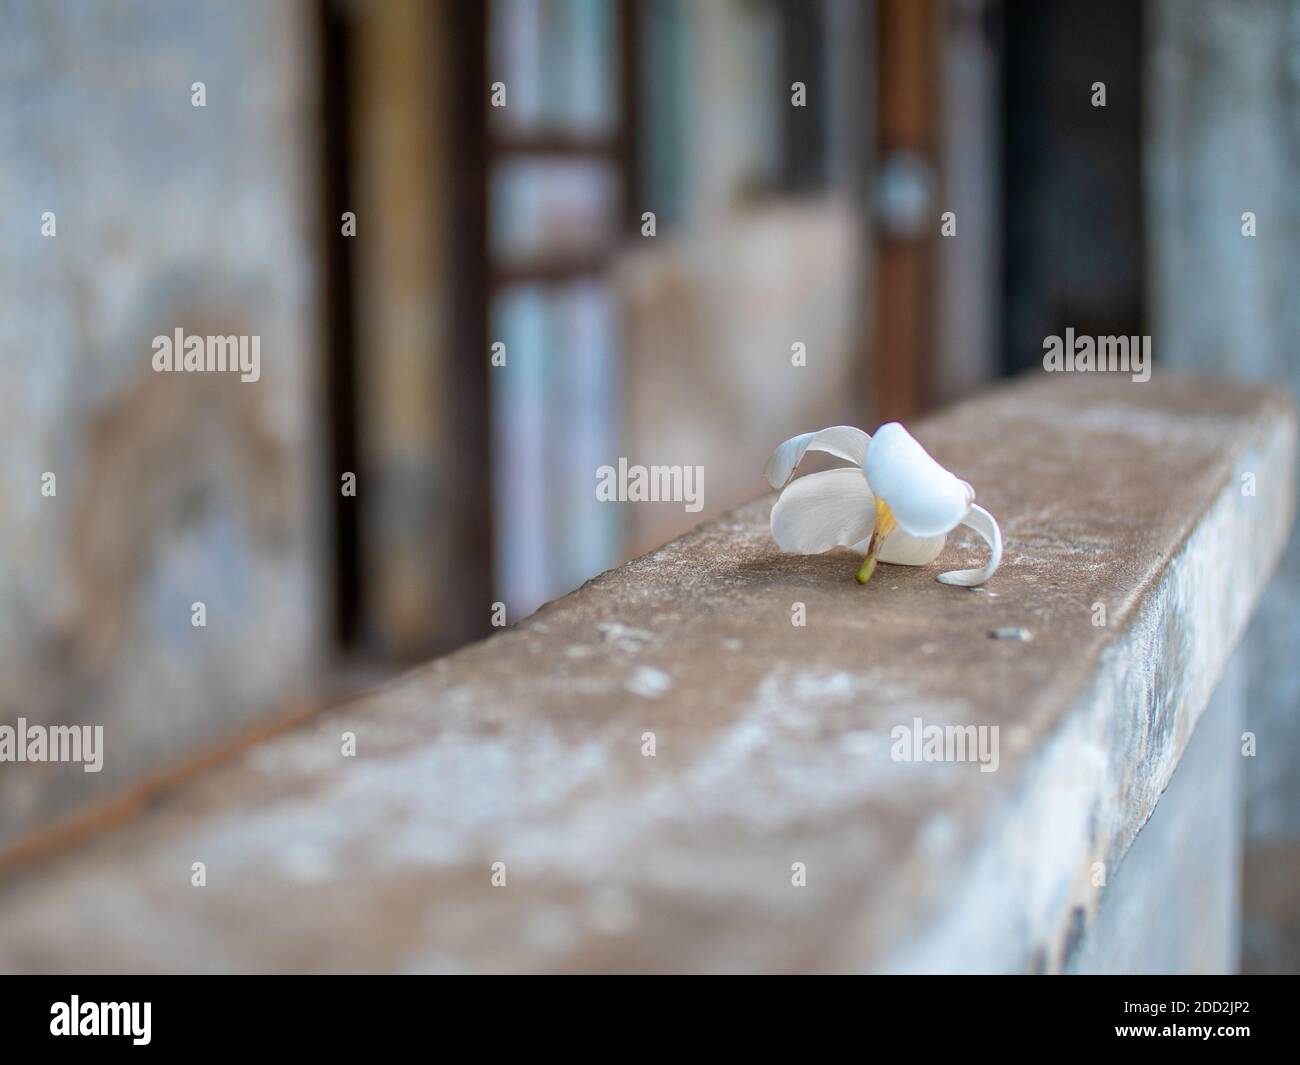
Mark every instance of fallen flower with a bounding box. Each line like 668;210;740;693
764;422;1002;588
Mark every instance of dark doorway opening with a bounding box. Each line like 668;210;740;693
1001;0;1145;376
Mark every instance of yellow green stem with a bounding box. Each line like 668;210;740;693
855;498;898;585
855;552;878;585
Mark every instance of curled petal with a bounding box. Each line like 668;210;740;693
864;422;971;538
764;426;870;489
936;504;1002;587
770;467;875;554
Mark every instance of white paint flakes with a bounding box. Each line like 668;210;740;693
595;621;655;654
626;666;673;698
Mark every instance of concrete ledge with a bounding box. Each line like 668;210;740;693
0;374;1294;973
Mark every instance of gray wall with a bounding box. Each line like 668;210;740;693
0;0;323;846
1147;0;1300;971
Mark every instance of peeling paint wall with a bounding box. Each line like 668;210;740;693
0;1;323;846
1147;0;1300;971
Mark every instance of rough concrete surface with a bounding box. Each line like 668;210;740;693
0;374;1293;973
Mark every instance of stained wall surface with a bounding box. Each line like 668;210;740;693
0;0;324;846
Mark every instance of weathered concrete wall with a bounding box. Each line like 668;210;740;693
1147;0;1300;970
1067;650;1242;974
0;2;323;845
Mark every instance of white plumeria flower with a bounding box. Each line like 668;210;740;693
764;422;1002;587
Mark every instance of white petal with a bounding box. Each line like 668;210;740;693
764;426;870;489
770;467;875;554
878;528;948;566
864;422;972;538
937;504;1002;587
848;529;947;565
